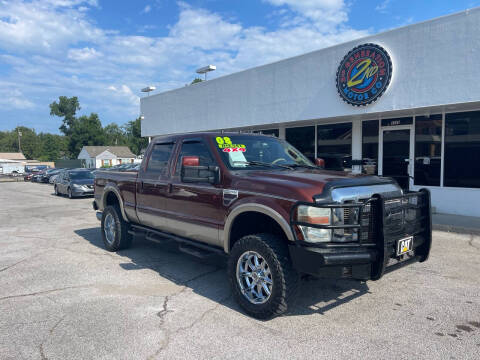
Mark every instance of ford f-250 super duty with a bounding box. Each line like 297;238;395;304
93;132;432;319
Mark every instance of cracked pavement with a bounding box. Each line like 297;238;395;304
1;182;480;359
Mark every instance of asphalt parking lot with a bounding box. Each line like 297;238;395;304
1;182;479;359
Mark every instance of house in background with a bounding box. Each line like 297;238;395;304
78;146;137;168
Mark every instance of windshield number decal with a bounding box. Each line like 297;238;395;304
216;136;246;151
223;147;246;153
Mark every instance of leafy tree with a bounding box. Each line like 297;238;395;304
191;78;203;85
69;113;105;157
123;117;148;155
49;96;80;136
104;123;127;146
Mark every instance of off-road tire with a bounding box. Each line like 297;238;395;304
228;233;300;319
101;205;133;252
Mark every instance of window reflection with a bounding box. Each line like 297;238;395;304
317;122;352;171
362;120;379;175
444;111;480;188
285;126;315;161
414;114;442;186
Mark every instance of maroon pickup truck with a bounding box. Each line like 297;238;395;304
93;132;432;319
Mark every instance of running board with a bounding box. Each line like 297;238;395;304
130;224;224;257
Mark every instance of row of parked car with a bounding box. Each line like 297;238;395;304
24;163;140;198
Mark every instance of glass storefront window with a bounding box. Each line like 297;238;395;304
444;111;480;188
362;120;379;175
317;122;352;171
414;114;442;186
285;126;315;161
257;129;279;137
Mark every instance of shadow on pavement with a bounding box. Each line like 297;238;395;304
75;227;370;318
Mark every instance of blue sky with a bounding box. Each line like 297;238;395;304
0;0;479;133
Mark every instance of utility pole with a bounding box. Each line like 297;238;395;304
18;130;22;153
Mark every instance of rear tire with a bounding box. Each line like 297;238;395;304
228;233;299;319
101;205;133;252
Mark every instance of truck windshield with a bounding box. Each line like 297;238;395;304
213;135;314;170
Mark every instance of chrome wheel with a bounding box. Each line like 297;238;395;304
236;251;273;304
104;213;116;245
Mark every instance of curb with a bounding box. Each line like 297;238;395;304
433;224;480;236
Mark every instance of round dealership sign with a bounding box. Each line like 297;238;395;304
336;43;392;106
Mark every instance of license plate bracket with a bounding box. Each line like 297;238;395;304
396;236;413;256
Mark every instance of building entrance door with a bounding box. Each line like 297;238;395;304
379;126;414;190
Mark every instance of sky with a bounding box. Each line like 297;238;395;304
0;0;479;134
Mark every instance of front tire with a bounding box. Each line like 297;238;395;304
101;205;133;252
68;187;73;199
228;233;299;319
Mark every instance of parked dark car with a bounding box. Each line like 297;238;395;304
31;170;47;182
54;169;94;198
40;168;63;183
24;170;39;181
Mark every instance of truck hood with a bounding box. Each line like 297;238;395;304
231;168;399;202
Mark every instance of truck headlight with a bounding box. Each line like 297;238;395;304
296;205;331;243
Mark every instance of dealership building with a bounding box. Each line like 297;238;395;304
141;8;480;217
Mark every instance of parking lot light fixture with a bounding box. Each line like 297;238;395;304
141;86;156;96
196;65;216;81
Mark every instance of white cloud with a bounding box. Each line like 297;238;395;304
0;0;370;130
263;0;347;29
0;87;35;110
141;4;152;14
375;0;392;13
68;47;102;61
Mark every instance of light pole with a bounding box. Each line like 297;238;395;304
196;65;216;81
141;86;156;96
17;130;22;153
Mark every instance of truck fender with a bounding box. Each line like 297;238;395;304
102;184;130;223
222;203;294;253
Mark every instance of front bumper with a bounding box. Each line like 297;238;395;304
71;188;94;197
289;189;432;280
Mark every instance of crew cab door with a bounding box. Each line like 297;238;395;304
163;138;224;247
136;141;176;230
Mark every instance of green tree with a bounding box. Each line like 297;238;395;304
103;123;127;146
123;117;148;155
69;113;105;157
191;78;203;85
49;96;80;136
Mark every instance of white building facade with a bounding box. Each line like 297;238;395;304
140;9;480;217
78;146;137;168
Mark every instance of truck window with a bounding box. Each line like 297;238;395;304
175;141;216;176
147;143;175;175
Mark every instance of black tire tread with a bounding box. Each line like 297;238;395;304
101;205;133;252
228;233;299;319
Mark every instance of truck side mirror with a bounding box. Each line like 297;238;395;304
181;156;219;184
315;158;325;169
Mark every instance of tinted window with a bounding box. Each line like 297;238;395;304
69;171;94;180
147;143;175;175
256;129;279;137
317;122;352;171
444;111;480;188
415;114;442;186
175;141;215;176
286;126;315;161
362;120;379;175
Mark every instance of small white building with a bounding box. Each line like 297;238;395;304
78;146;136;168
